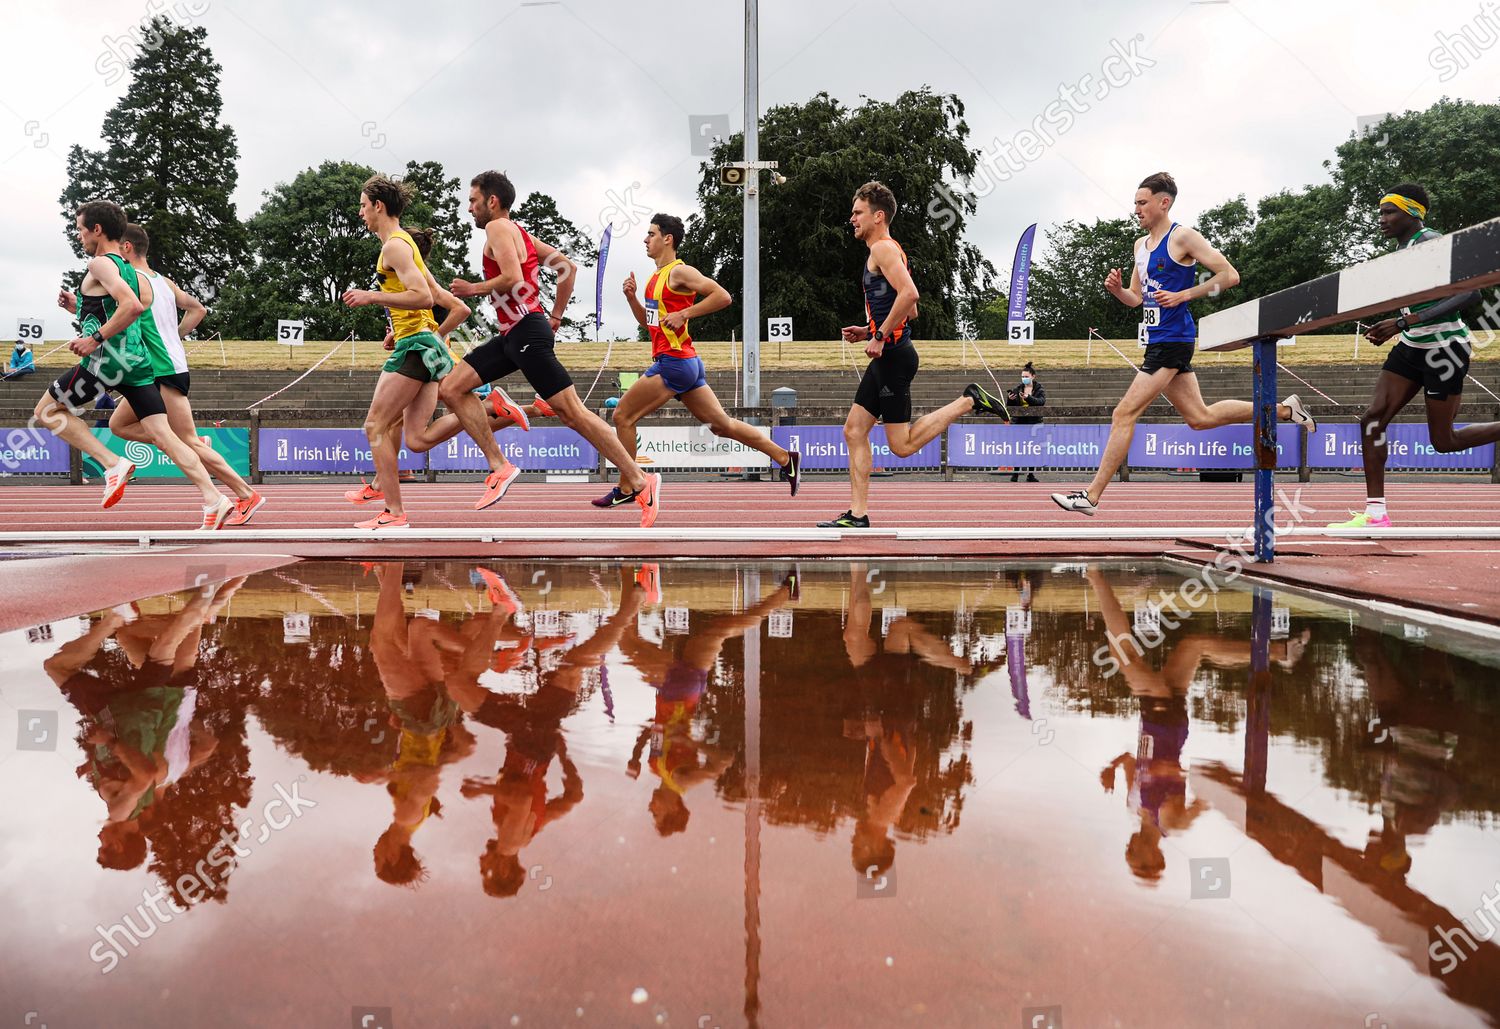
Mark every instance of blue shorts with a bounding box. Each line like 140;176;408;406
645;354;707;397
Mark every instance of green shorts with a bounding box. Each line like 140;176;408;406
383;330;454;382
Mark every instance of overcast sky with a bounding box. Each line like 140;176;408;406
4;0;1500;344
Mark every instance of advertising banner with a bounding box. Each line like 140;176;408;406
770;425;941;470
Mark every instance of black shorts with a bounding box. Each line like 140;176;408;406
853;342;919;423
1382;340;1469;398
463;312;573;401
156;371;191;396
48;366;166;419
1141;341;1195;375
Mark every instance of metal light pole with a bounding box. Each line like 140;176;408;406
741;0;761;409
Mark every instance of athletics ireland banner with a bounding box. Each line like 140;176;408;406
83;428;250;478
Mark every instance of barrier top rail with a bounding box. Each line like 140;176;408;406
1199;215;1500;352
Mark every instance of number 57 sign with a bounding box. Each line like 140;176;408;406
277;319;305;345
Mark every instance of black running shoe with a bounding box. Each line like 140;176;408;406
817;510;870;528
784;449;801;497
964;382;1011;421
591;486;639;509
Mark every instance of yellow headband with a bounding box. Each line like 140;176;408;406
1380;193;1427;220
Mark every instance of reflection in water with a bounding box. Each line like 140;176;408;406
9;559;1500;1026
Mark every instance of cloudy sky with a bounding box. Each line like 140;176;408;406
4;0;1500;344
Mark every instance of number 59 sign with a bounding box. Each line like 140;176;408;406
15;318;44;343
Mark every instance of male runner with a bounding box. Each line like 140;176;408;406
1052;172;1317;516
1327;183;1500;529
38;200;232;527
818;181;1011;529
593;213;799;509
342;175;526;530
57;223;266;526
447;170;662;528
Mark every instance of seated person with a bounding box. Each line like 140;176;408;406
4;340;35;379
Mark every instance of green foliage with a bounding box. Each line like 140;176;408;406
1026;218;1141;340
59;17;246;304
681;89;994;342
215;159;475;341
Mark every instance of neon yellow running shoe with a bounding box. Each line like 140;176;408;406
1326;511;1392;529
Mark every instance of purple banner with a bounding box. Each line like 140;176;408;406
947;423;1108;468
771;425;941;470
1128;424;1301;469
595;225;612;338
0;427;69;473
428;427;597;472
1006;223;1037;324
258;429;424;474
1308;422;1495;470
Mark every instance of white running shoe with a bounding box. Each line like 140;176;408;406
1051;490;1098;516
1284;394;1317;433
197;496;234;532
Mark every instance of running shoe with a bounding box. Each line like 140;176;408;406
532;397;556;418
1327;511;1392;529
1051;490;1098;516
356;509;411;530
963;382;1011;421
1283;393;1317;433
636;473;663;529
475;567;522;613
102;460;135;509
345;480;384;505
635;563;662;604
226;491;267;526
489;386;531;431
784;449;801;497
591;485;640;508
817;510;870;528
475;461;521;511
197;495;234;532
783;566;801;601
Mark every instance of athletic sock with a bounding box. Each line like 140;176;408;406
1366;497;1387;519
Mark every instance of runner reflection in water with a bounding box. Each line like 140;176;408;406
358;562;516;887
622;567;796;836
842;563;973;882
1354;625;1460;880
463;566;648;897
45;578;244;870
1088;568;1308;883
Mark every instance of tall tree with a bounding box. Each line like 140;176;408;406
682;89;990;341
59;16;246;302
512;192;600;341
1026;218;1141;340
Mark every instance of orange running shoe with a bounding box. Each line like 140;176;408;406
489;386;531;431
532;397;556;418
226;491;267;526
356;510;410;531
345;480;384;505
475;462;521;511
101;460;135;509
636;473;662;529
197;496;234;532
634;563;662;604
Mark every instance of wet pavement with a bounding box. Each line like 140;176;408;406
3;559;1499;1028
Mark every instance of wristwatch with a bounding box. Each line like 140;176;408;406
1394;316;1410;332
90;329;105;344
873;329;887;343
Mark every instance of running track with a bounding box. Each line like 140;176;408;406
2;481;1499;629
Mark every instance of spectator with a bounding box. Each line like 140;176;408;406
1005;362;1046;482
4;340;35;379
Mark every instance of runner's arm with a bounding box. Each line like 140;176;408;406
424;271;472;338
1105;239;1144;307
69;256;145;355
1156;228;1239;308
1404;290;1480;326
531;237;577;326
666;264;732;328
165;277;207;337
622;272;649;328
344;240;432;310
457;220;523;298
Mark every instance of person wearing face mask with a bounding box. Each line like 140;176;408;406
1005;362;1045;481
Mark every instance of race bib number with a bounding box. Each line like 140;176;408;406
1141;305;1162;327
644;301;659;328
